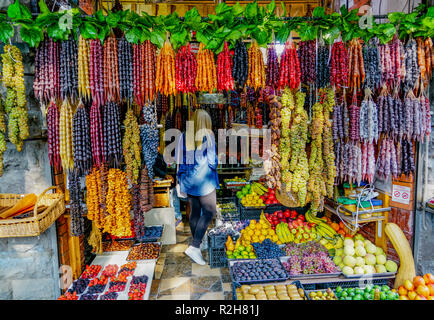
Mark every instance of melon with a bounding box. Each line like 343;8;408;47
344;245;355;256
355;245;367;257
364;253;376;265
344;238;355;247
343;255;356;268
355;256;365;267
342;266;354;275
376;254;387;265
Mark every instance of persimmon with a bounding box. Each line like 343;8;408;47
413;276;426;287
416;285;430;298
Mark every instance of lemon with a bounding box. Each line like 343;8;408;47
261;229;268;236
248;229;254;236
250;219;256;225
244;235;251;242
259;235;266;242
272;235;279;242
255;223;262;230
252;236;259;242
276;240;282;245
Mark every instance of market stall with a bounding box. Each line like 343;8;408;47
0;0;433;301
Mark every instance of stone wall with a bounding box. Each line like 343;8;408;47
0;0;61;300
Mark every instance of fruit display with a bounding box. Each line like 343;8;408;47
335;236;398;276
236;183;267;207
397;274;434;300
108;273;128;293
252;239;285;259
234;214;280;249
259;187;280;206
308;289;337;300
231;259;288;283
224;177;247;188
236;283;305;300
282;242;341;276
79;293;99;300
128;275;148;300
119;262;137;277
68;278;90;295
100;292;119;300
102;240;134;252
216;201;238;221
141;226;164;241
335;284;399;300
87;276;109;294
127;243;161;261
58;292;79;300
80;265;102;279
101;264;119;278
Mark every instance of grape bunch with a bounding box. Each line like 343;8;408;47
103;102;122;168
123;107;141;184
140;102;159;180
1;45;28;152
252;239;285;259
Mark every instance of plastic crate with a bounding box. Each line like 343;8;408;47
208;233;239;249
217;197;240;222
209;247;228;268
232;280;308;300
315;278;390;290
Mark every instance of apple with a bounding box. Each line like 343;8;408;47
407;291;417;300
284;210;291;218
413;276;425;288
404;279;414;291
299;215;305;221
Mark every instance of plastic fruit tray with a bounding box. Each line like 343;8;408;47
137;225;165;243
229;258;289;284
279;256;342;279
343;272;396;279
232;280;309;300
126;242;162;261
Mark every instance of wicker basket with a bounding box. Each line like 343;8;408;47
0;186;65;238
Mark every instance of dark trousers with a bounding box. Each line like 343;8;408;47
187;189;216;248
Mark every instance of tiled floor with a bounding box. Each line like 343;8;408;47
149;221;233;300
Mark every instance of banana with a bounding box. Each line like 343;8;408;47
317;224;336;238
318;222;337;236
282;224;290;243
316;227;327;238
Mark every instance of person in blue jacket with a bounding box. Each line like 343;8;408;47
176;109;219;265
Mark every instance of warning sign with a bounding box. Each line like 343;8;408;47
392;184;411;204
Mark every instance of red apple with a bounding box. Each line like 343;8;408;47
299;215;305;221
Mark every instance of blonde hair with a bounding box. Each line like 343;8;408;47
186;109;213;151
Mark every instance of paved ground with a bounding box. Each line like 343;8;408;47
149;221;233;300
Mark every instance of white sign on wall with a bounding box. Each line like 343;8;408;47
392;184;411;204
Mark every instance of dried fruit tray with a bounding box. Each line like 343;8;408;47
232;280;309;300
126;242;162;262
343;272;396;279
279;256;342;279
102;239;135;253
229;258;289;284
136;225;165;243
